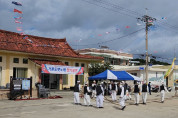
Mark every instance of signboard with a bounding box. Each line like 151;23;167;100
22;80;30;90
139;67;144;70
13;80;22;90
41;64;84;75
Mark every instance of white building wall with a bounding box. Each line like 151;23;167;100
173;70;178;86
148;71;164;83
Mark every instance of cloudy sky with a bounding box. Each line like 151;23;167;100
1;0;178;64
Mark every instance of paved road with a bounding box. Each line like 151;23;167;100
0;91;178;118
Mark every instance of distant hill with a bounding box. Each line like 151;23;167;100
131;58;170;65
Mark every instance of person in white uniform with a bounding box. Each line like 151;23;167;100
96;82;104;108
110;81;118;101
134;82;140;105
141;81;149;104
91;80;97;98
119;81;126;110
159;81;168;103
74;80;81;105
83;83;92;106
127;85;132;100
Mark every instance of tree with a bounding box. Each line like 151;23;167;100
88;62;113;76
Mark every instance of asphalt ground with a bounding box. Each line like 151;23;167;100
0;91;178;118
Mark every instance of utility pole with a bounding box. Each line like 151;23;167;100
137;9;156;84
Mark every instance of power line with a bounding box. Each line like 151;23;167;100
121;34;146;51
82;0;178;34
91;0;143;16
81;0;139;18
71;28;144;47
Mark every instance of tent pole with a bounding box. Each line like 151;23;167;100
107;80;108;96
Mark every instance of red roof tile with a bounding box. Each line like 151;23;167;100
0;29;103;60
30;59;66;65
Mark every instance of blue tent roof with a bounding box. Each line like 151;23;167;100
88;70;109;80
111;71;134;80
88;70;142;81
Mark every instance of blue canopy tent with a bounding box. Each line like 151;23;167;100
88;70;142;81
88;70;118;80
111;71;142;81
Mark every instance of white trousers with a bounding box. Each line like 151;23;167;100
161;90;165;102
84;94;91;105
142;92;147;103
74;92;80;104
134;93;139;104
92;90;96;98
111;90;117;101
96;94;104;107
126;90;132;99
119;96;125;107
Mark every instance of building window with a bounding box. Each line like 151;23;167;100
0;56;2;62
75;63;79;67
131;73;137;76
13;58;19;63
120;59;123;65
81;63;85;67
62;75;68;85
65;62;69;66
13;67;28;78
23;58;28;64
126;60;128;65
81;63;85;73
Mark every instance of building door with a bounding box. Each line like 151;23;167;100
41;74;59;90
42;73;50;88
166;77;168;87
49;74;59;89
75;75;78;84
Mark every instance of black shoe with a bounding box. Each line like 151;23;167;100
89;105;93;107
161;101;164;103
121;106;126;110
99;107;104;108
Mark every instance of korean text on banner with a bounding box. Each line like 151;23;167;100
41;64;84;75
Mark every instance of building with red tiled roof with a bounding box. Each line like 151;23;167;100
0;29;103;90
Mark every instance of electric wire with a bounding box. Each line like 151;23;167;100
71;28;144;47
81;0;139;18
